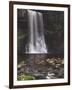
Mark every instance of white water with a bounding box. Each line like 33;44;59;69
26;10;47;53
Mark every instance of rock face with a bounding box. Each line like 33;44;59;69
17;54;64;80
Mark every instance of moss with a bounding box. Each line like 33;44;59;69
17;74;35;80
17;64;22;68
17;61;26;68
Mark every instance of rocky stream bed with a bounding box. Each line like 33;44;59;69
17;54;64;80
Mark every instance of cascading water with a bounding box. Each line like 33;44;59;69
26;10;47;53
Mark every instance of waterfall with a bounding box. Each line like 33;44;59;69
26;10;47;53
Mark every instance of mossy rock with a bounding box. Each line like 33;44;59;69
17;61;26;69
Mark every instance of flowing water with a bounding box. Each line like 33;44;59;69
26;10;47;53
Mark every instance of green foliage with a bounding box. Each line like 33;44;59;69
17;74;35;80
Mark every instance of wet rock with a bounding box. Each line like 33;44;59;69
17;56;64;80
